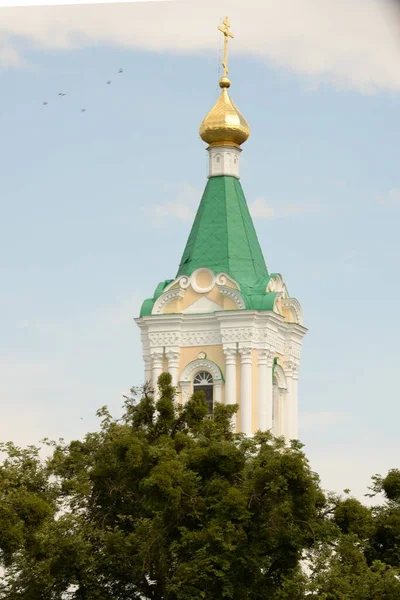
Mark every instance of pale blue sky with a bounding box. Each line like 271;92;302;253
1;0;400;499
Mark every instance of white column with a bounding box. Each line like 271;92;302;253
151;351;164;398
257;349;273;432
143;355;152;385
166;349;180;388
239;347;252;436
214;381;223;405
223;346;237;405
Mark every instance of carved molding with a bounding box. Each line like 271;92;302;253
215;272;240;288
149;332;181;347
180;358;224;383
191;268;216;294
266;332;285;354
181;331;221;346
257;348;274;367
238;346;252;363
283;358;300;376
223;346;237;364
281;298;304;326
284;341;302;360
217;285;246;309
221;327;261;344
151;352;164;368
166;350;180;368
152;288;185;315
273;363;287;390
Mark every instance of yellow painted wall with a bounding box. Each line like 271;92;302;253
162;283;242;315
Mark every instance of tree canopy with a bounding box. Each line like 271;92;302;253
0;373;399;599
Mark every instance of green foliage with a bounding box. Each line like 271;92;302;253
0;374;324;599
1;377;400;599
0;442;56;567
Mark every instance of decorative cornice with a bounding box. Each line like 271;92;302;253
149;331;181;347
182;330;222;346
284;341;302;360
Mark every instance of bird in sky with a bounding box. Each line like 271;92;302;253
58;93;67;97
81;108;86;112
118;68;123;74
106;80;111;84
42;101;48;105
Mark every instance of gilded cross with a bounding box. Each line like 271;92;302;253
218;17;234;78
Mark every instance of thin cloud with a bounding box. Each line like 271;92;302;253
377;187;400;207
248;197;275;219
149;181;199;226
281;202;320;216
249;196;320;219
0;0;400;93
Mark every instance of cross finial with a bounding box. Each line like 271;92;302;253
218;16;234;78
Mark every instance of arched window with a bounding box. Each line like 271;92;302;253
193;371;214;415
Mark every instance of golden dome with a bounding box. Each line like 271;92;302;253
199;76;250;148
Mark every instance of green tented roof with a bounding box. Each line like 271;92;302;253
177;176;269;289
139;175;281;317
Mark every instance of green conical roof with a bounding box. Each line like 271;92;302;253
177;176;269;289
139;175;280;317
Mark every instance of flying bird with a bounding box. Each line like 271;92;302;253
81;108;86;112
42;101;48;105
58;93;67;97
118;68;123;74
106;80;111;84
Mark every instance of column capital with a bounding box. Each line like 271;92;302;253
239;346;252;363
283;358;300;378
257;347;274;367
151;351;164;367
223;345;237;364
166;349;180;366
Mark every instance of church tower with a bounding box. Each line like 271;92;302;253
135;18;306;439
